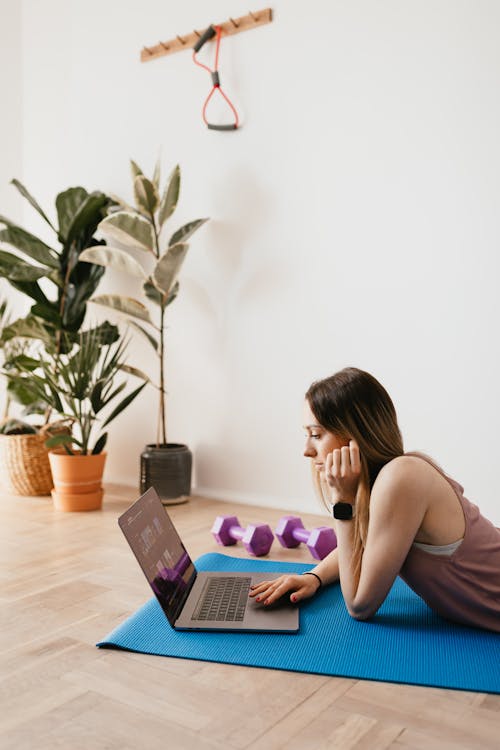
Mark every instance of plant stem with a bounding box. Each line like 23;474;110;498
3;394;11;421
159;306;166;445
152;216;167;447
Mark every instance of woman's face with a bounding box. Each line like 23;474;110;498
303;400;349;475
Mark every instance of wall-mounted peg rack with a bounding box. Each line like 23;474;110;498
140;8;273;62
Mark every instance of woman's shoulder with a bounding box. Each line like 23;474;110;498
375;454;439;491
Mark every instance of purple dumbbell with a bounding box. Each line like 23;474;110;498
275;516;337;560
211;515;274;557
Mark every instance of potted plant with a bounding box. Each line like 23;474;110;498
0;179;119;494
79;159;208;504
21;328;148;511
0;297;70;495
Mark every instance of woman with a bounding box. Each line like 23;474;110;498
249;367;500;631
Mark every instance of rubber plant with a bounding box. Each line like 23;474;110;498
79;159;208;503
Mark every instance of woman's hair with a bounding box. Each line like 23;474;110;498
305;367;404;576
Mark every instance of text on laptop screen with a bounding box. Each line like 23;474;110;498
120;491;196;624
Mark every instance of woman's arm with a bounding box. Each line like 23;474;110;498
334;455;428;619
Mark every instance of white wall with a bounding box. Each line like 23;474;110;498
9;1;500;522
0;0;24;417
0;1;22;221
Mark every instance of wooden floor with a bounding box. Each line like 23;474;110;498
1;485;499;750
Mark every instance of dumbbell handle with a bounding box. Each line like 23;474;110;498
292;527;310;544
228;524;245;541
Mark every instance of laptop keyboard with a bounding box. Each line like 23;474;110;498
191;576;252;622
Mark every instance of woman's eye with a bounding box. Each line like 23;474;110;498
310;434;320;440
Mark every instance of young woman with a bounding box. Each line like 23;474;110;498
249;367;500;632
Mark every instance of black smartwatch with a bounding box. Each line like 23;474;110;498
332;502;354;520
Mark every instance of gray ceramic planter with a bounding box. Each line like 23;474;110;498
140;443;192;505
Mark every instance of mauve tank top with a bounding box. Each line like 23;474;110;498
399;454;500;632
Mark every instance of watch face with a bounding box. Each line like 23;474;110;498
333;502;353;520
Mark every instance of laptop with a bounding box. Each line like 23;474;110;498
118;487;299;633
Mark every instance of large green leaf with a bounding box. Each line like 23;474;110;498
158;165;180;229
56;187;88;242
80;321;120;347
0;316;52;347
0;249;49;282
3;353;40;372
9;279;49;306
79;246;147;279
0;248;26;268
61;265;105;332
30;303;61;326
0;214;15;227
169;217;208;247
133;175;159;216
97;212;154;252
8;265;47;283
11;179;56;232
65;191;110;252
0;226;59;268
6;378;40;407
90;294;154;325
153;243;188;295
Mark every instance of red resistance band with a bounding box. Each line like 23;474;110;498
192;25;239;131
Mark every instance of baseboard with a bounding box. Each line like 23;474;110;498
193;485;325;515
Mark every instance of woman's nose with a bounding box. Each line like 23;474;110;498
303;443;316;458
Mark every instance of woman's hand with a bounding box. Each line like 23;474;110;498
249;573;320;606
325;439;361;505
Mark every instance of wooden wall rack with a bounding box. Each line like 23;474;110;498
140;8;273;62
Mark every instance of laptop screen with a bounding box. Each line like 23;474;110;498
118;488;196;626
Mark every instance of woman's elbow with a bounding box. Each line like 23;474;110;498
347;600;379;621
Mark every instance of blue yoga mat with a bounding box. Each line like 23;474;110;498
97;552;500;694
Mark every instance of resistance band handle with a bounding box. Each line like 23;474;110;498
207;123;238;131
193;25;216;53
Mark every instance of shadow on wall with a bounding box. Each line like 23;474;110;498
180;165;294;346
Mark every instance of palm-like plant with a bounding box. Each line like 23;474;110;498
80;159;208;445
21;328;148;455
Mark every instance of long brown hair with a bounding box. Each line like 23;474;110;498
305;367;404;576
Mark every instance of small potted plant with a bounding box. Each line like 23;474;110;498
80;159;208;504
22;328;148;511
0;179;119;495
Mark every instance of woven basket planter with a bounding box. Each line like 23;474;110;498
0;424;70;496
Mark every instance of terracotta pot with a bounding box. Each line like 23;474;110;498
48;450;107;512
